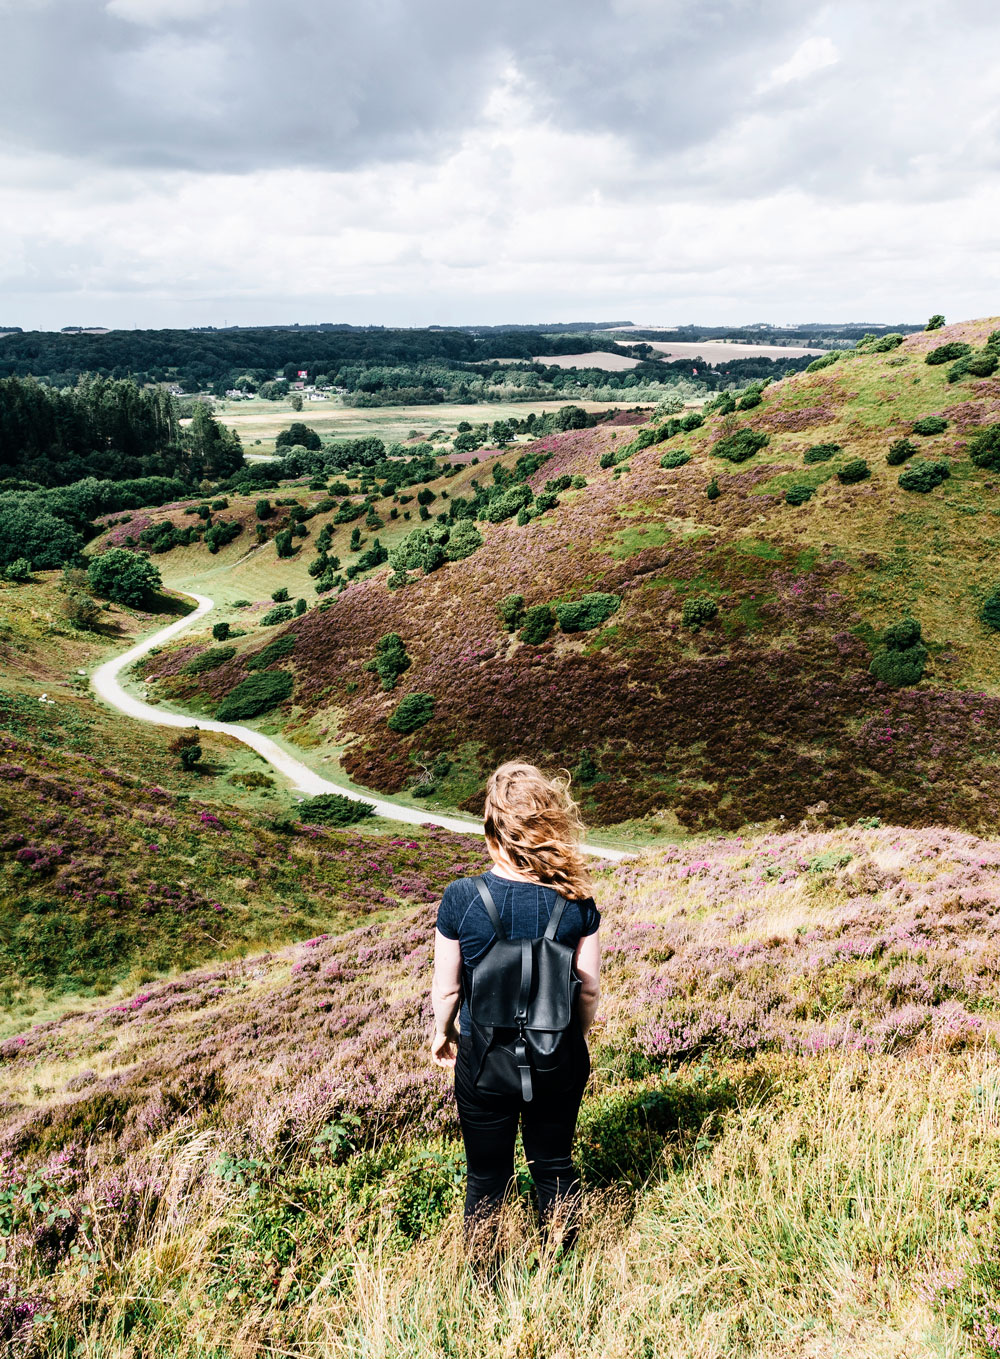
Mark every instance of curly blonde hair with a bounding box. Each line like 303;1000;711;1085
483;760;592;901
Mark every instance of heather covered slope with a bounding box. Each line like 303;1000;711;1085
139;316;1000;834
4;823;1000;1354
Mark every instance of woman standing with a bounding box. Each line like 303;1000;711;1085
430;761;601;1253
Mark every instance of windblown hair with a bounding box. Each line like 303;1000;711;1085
483;760;592;901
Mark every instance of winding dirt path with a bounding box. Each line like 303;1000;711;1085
91;592;632;861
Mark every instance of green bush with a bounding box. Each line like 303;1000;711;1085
681;597;718;629
519;604;556;645
87;548;162;606
260;603;294;626
204;521;242;554
926;341;971;365
246;635;295;669
298;793;375;827
444;519;482;560
599;450;616;469
271;587;290;603
712;428;770;463
255;498;272;520
855;332;903;353
806;351;840;373
704;391;736;415
968;351;1000;377
1;557;32;582
836;459;870;485
679;412;704;431
947;357;972;384
217;669;293;720
898;460;950;492
660;450;691;469
482;484;533;523
183;645;236;675
912;416;948;435
785;485;815;506
387;692;434;733
803;442;841;463
925;314;945;331
706;478;720;500
555;593;621;634
497;593;525;631
868;617;927;687
365;633;411;691
979;589;1000;631
212;621;230;642
736;388;762;409
969;422;1000;471
886;438;918;465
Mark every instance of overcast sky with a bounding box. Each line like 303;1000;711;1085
2;0;998;330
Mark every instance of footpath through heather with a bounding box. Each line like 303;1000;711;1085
90;590;632;860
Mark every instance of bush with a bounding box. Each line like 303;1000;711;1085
298;793;375;827
836;459;870;485
555;593;621;633
482;484;533;523
926;341;971;365
183;646;236;675
87;549;162;606
925;314;945;331
706;478;720;500
519;604;556;645
947;357;972;384
387;692;434;733
712;428;770;463
229;770;274;789
679;411;704;431
212;621;231;642
979;588;1000;631
204;520;241;553
497;594;525;631
857;333;903;353
968;422;1000;471
255;498;273;520
785;485;815;506
911;416;948;435
443;519;482;560
806;351;840;373
60;590;102;630
260;603;294;626
660;450;691;469
803;442;841;463
274;529;296;558
898;460;950;492
216;669;293;720
1;557;32;582
295;598;307;616
271;587;290;603
534;491;559;514
968;350;1000;377
868;616;927;687
246;634;296;669
681;597;718;629
736;388;762;409
365;633;411;691
599;451;616;469
886;438;918;466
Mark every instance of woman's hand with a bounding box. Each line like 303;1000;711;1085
430;1027;459;1068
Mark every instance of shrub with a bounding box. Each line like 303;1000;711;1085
706;478;720;500
898;459;950;492
365;633;411;691
572;749;601;785
925;314;945;331
1;557;32;582
925;341;971;365
204;520;242;553
836;459;870;485
482;484;533;523
298;793;375;826
255;498;273;520
246;635;296;669
274;529;296;558
534;491;559;514
969;423;1000;471
803;442;841;463
87;549;162;606
679;411;704;431
785;485;815;506
704;391;736;415
555;593;621;634
271;587;290;603
444;519;483;560
295;598;307;616
169;732;201;771
858;333;903;353
497;594;525;631
968;350;1000;377
736;388;762;409
183;646;236;675
229;770;274;789
912;416;948;435
868;617;927;687
947;357;972;384
260;604;294;626
660;450;691;469
571;473;588;487
681;597;718;629
212;621;231;642
806;351;840;373
387;692;435;733
60;590;102;630
886;437;918;465
519;604;556;645
712;428;770;463
216;669;293;720
979;588;1000;631
599;451;616;469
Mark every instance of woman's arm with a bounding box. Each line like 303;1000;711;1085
574;929;601;1037
430;928;463;1068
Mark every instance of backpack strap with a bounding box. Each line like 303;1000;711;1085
543;895;568;941
516;937;534;1101
474;876;506;940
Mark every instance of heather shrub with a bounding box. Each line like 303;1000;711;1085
898;460;950;492
681;597;718;629
246;634;296;669
212;621;230;642
387;692;434;733
836;459;870;485
365;633;411;691
979;588;1000;631
519;604;556;645
806;351;839;373
497;593;525;631
216;669;293;720
785;485;815;506
868;617;927;687
911;416;948;435
712;428;770;463
803;442;840;463
660;450;691;469
183;646;236;675
298;792;375;826
260;604;294;626
555;592;621;634
925;341;971;365
969;422;1000;471
886;438;918;466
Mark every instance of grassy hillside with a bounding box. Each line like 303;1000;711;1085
131;317;1000;835
3;822;1000;1355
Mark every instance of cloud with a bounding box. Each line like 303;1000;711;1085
759;35;839;91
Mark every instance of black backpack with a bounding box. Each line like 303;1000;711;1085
466;876;582;1102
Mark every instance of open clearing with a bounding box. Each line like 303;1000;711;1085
617;339;826;361
529;350;642;370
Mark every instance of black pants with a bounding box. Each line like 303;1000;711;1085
454;1032;589;1246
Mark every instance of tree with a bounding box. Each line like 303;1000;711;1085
869;617;927;687
275;422;321;451
184;401;243;480
925;314;946;331
491;419;514;446
87;549;162;606
0;496;83;572
365;633;411;690
212;621;231;641
290;393;304;412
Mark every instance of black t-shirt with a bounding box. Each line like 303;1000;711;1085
436;870;601;1033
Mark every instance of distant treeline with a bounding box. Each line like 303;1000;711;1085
612;323;924;348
